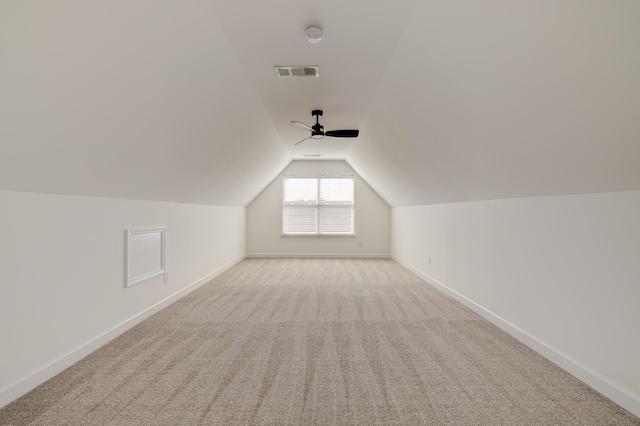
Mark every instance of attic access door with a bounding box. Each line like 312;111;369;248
126;227;166;287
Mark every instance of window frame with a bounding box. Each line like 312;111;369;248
282;175;355;236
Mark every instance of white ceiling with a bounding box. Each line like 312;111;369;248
1;0;639;206
208;0;417;160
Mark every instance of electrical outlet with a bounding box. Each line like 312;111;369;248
358;241;363;247
428;257;432;266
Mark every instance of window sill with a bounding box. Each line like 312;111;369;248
281;233;355;237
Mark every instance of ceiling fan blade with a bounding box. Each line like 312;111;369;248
291;121;314;132
325;130;359;138
295;136;311;146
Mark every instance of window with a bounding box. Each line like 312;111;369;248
283;177;354;235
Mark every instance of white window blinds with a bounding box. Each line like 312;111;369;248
284;178;317;203
283;177;354;235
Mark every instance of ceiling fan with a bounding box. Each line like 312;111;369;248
292;110;359;145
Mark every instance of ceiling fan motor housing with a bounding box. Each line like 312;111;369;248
311;124;324;138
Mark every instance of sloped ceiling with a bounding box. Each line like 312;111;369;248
351;1;640;206
0;0;289;206
1;0;639;207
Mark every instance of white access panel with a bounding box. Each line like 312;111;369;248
126;227;166;287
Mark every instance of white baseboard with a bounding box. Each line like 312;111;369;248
247;253;390;259
524;333;640;419
0;254;246;409
391;255;526;343
391;255;640;419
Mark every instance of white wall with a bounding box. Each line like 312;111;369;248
391;190;640;417
247;160;390;257
0;190;246;407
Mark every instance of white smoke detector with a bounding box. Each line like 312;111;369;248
305;26;323;43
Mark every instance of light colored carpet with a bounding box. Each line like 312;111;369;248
1;258;638;425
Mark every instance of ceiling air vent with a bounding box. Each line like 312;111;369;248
275;66;319;78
